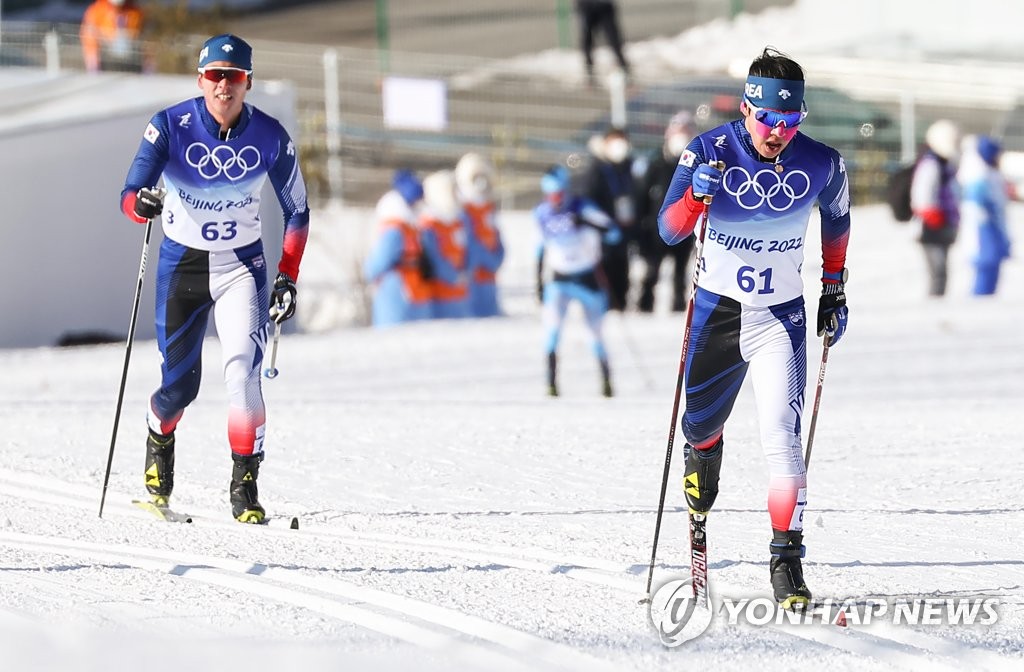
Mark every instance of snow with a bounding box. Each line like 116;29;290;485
1;201;1023;671
3;1;1024;669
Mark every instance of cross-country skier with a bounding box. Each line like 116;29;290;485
658;47;851;609
119;34;310;523
534;165;621;397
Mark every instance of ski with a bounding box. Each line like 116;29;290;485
131;499;298;529
688;511;710;608
236;514;300;529
132;499;193;524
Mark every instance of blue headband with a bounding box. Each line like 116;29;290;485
744;75;804;112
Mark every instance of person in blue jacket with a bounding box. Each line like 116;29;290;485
456;153;505;317
363;170;445;327
534;165;621;397
958;135;1012;295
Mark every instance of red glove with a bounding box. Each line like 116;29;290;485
917;207;945;229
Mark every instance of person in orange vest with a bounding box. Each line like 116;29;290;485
80;0;149;73
455;153;505;318
420;170;472;319
364;170;446;327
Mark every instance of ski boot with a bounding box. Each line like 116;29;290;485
546;352;559;397
600;359;613;398
230;453;266;524
682;438;723;513
144;429;175;508
770;529;813;610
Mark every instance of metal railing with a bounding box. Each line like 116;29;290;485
3;20;1019;209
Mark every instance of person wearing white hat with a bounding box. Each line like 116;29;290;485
911;119;962;296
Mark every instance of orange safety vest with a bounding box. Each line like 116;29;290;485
380;218;432;303
421;215;468;302
463;201;500;284
80;1;145;70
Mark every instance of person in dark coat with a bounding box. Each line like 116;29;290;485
635;111;698;312
582;127;637;311
575;0;630;85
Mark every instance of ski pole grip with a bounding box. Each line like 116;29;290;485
701;161;726;205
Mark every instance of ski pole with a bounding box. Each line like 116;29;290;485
263;319;282;379
642;162;724;602
803;335;830;468
99;210;158;518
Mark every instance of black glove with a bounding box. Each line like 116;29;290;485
417;251;435;280
134;187;165;220
816;280;849;347
269;273;297;324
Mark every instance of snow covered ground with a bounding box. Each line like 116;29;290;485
1;202;1023;670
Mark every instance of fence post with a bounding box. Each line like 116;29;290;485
609;69;627;129
556;0;571;49
323;47;343;205
900;90;916;164
44;29;60;75
375;0;390;73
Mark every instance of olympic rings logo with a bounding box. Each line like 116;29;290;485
723;166;810;211
185;142;261;181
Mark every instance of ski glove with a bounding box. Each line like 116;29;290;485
816;280;848;347
134;187;165;220
692;162;724;200
269;273;297;324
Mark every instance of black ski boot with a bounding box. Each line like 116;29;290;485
600;359;613;398
770;529;812;610
144;429;175;508
546;352;559;397
682;438;723;513
230;453;266;524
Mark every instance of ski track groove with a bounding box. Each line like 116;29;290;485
0;530;610;672
0;468;1014;670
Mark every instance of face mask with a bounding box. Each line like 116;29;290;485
666;133;690;157
605;139;630;163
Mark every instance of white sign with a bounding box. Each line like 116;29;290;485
382;76;447;132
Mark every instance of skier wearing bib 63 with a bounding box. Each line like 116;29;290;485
119;34;310;524
657;47;851;609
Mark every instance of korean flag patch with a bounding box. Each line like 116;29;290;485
143;123;160;145
679;149;696;168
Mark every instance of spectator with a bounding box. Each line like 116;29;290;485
911;119;961;296
363;170;442;327
420;170;471;319
80;0;149;73
534;165;621;397
456;153;505;317
958;135;1012;296
582;127;637;311
575;0;630;86
635;111;698;312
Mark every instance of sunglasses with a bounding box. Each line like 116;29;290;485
745;98;807;139
198;67;251;84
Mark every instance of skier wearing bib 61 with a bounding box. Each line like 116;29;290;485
119;34;310;524
657;47;851;609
